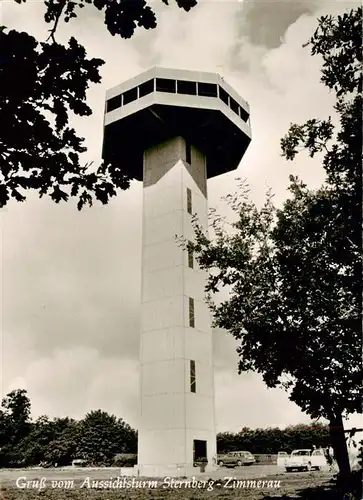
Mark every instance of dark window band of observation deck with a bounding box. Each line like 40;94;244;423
139;79;154;98
105;78;249;123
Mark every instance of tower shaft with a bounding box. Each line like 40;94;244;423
138;136;216;477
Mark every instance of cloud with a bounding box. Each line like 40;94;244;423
215;370;312;432
231;0;360;55
2;183;143;360
149;0;239;71
5;346;139;425
2;0;359;431
234;0;320;50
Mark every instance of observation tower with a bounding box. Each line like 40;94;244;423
102;68;251;477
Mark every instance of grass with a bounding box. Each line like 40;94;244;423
0;471;346;500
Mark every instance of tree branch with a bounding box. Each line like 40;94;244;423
47;0;67;43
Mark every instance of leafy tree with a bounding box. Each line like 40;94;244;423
116;419;138;454
1;0;197;209
0;389;32;466
0;410;9;448
190;7;361;492
17;416;51;466
44;423;78;467
75;409;136;464
18;416;78;466
1;389;31;445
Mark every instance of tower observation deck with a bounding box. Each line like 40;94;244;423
102;68;251;477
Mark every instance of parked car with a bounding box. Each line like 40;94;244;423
72;459;88;467
283;448;327;472
217;451;255;467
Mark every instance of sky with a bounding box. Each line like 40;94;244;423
1;0;361;434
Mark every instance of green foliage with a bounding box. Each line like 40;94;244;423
1;389;31;423
0;389;31;446
1;0;197;209
0;29;111;210
42;0;197;41
75;409;137;465
217;423;331;454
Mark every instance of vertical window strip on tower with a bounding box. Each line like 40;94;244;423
189;297;195;328
187;187;192;214
190;360;196;393
188;241;194;269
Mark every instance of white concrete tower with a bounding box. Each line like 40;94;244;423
102;68;251;477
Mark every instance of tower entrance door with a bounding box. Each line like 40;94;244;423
193;439;207;462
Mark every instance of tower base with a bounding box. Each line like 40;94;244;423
121;462;218;478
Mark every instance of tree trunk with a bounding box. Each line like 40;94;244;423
329;413;352;492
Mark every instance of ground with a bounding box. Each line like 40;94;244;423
0;466;348;499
